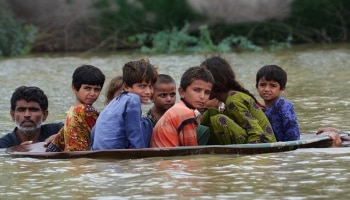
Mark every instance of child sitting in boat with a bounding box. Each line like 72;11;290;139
91;58;158;149
200;56;277;145
256;65;300;141
146;74;177;127
150;66;214;147
104;75;124;105
46;65;105;152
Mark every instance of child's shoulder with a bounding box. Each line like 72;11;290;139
71;104;97;113
277;97;293;104
113;92;142;105
121;92;140;100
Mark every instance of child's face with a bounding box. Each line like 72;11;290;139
73;84;102;105
152;83;176;111
178;79;212;109
125;80;153;103
256;77;284;102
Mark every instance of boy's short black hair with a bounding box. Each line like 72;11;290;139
11;86;48;111
155;74;176;87
122;59;158;87
72;65;105;90
256;65;287;89
180;66;214;91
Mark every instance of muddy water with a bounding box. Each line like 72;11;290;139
0;44;350;199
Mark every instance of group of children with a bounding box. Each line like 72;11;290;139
46;56;301;152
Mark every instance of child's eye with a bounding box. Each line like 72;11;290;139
94;88;102;92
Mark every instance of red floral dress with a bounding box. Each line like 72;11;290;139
50;104;98;151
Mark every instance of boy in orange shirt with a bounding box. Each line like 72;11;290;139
150;66;214;147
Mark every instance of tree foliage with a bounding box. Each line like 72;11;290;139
0;1;38;57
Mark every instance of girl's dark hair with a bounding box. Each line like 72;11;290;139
72;65;105;90
201;56;258;102
105;76;123;105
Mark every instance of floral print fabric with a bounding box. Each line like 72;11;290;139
201;91;276;144
50;104;98;151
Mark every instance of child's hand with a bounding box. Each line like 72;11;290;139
325;132;343;147
44;133;59;147
316;127;338;135
20;141;33;145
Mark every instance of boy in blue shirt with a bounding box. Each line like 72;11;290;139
91;59;158;149
256;65;300;141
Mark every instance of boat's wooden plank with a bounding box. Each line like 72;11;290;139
5;134;333;159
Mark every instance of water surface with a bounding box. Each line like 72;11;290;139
1;44;350;199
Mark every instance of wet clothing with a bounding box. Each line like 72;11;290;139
150;100;200;147
47;104;98;152
91;92;153;150
146;108;158;127
201;91;277;145
147;107;209;145
196;125;210;145
263;97;300;141
0;122;64;148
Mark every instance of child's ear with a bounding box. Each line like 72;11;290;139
72;85;78;93
178;87;185;98
124;84;130;92
280;87;286;94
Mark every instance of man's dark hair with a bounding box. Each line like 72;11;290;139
11;86;48;111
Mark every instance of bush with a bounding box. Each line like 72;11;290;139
92;0;204;39
132;24;277;54
0;2;38;57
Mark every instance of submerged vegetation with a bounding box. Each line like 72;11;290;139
0;0;350;57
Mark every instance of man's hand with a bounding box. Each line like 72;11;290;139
20;141;33;145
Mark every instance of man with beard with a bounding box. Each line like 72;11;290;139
0;86;63;148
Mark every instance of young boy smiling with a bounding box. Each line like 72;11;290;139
91;59;158;149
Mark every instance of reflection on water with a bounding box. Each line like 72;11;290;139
1;151;350;199
1;44;350;199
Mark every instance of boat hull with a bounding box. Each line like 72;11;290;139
5;134;333;159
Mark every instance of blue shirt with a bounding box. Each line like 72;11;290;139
264;97;300;141
91;92;152;150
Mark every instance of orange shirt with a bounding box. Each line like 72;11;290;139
150;100;198;147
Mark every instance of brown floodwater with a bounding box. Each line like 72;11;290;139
1;44;350;199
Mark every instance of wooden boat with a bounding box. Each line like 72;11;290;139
5;134;333;159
